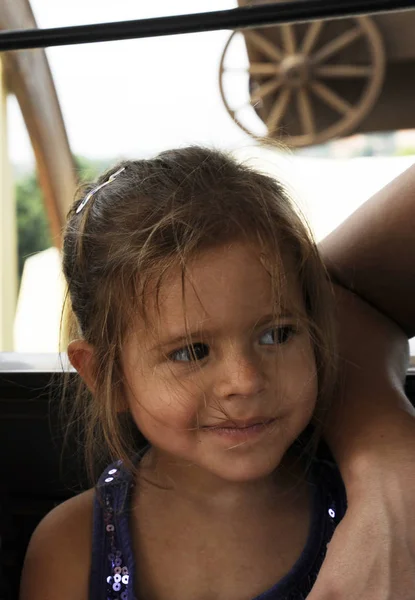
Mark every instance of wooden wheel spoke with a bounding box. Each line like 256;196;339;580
313;27;362;64
249;62;281;76
282;24;296;55
310;81;352;114
250;78;282;104
301;21;323;55
297;88;315;135
243;30;283;62
315;64;372;78
266;88;291;132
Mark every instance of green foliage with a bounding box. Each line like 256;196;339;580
74;155;111;182
394;147;415;157
15;155;109;280
15;171;51;280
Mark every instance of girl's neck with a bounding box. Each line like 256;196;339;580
132;447;312;600
138;447;307;513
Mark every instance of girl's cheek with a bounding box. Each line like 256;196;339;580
137;377;204;422
272;342;317;394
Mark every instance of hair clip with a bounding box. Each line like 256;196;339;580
76;166;126;214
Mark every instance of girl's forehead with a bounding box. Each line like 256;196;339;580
169;242;298;291
141;242;304;331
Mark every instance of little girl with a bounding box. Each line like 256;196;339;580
21;147;349;600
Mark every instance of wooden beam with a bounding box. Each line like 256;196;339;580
0;58;17;350
1;0;77;246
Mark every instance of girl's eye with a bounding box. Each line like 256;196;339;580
260;326;296;346
169;343;210;363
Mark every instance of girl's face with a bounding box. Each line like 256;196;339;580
122;241;317;484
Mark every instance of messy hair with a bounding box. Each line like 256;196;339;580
62;146;337;481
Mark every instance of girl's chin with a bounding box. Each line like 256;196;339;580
200;451;289;485
145;448;285;486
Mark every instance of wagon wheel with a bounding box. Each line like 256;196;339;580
219;17;385;147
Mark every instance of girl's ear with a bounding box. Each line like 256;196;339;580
67;339;98;394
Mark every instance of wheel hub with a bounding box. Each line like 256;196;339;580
280;54;309;86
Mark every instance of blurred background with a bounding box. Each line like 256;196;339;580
2;0;415;359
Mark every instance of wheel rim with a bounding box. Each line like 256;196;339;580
219;17;385;147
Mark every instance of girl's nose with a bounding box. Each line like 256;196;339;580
214;351;266;399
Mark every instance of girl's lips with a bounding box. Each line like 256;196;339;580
201;418;277;441
203;417;275;429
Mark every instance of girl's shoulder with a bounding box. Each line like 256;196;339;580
19;488;95;600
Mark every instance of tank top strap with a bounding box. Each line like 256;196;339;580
90;460;136;600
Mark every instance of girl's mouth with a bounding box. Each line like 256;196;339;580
202;417;276;439
204;417;274;429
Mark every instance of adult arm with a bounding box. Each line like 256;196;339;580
320;162;415;337
318;161;415;487
309;164;415;599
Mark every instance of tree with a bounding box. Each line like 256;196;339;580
15;172;51;280
15;156;108;281
394;147;415;157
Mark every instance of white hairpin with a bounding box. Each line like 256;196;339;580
76;166;126;214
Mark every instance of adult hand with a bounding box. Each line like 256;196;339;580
308;424;415;599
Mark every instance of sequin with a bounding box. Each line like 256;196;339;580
102;471;132;599
328;508;336;518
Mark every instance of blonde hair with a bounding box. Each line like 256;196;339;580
62;146;337;481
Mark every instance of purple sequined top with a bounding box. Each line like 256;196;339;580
90;451;347;600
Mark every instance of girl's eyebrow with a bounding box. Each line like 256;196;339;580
252;312;294;329
150;329;208;352
151;311;295;351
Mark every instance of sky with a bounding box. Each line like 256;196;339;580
8;0;252;164
7;0;415;237
6;0;415;241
